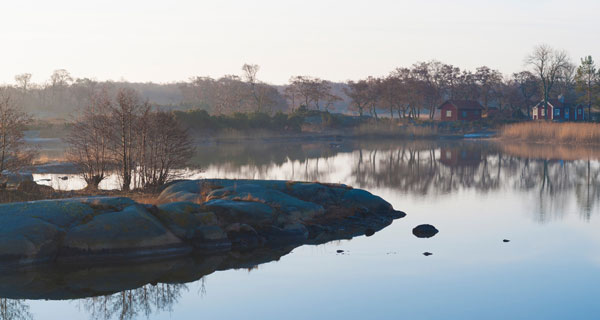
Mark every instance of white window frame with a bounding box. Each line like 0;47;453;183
446;110;452;117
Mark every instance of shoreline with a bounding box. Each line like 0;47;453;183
0;179;405;269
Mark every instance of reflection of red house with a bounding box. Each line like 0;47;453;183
440;147;482;167
438;100;483;121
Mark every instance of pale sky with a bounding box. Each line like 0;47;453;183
1;0;599;85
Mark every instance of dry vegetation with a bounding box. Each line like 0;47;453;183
500;122;600;145
499;142;600;160
353;122;439;138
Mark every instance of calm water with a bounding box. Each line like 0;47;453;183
9;139;600;319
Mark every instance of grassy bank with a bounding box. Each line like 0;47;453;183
500;122;600;145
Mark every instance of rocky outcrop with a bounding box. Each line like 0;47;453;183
0;179;405;267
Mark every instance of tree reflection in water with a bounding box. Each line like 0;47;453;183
2;140;600;320
80;283;188;320
0;247;293;320
0;299;32;320
199;140;600;222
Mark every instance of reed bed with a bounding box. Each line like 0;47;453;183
500;122;600;145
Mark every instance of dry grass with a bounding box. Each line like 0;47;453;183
500;122;600;145
354;122;438;138
33;153;69;164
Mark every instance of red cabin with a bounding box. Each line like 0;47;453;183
438;100;483;121
531;97;586;121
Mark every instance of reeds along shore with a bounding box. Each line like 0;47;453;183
500;122;600;145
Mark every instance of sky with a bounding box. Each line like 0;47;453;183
1;0;599;85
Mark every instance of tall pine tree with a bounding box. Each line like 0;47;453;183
575;56;598;120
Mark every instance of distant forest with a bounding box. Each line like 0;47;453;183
5;45;600;120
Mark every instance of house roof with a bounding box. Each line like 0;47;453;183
438;100;484;110
533;99;584;109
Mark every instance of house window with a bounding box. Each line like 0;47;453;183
578;109;582;115
446;110;452;117
565;109;569;119
462;111;467;118
555;109;560;116
541;109;545;116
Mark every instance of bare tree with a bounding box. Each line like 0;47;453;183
66;89;113;190
214;75;249;114
138;111;194;189
287;76;335;111
513;71;539;118
110;88;149;191
49;69;73;88
378;75;402;119
242;63;263;112
526;45;571;119
474;66;503;112
14;74;32;93
345;79;375;116
0;90;34;180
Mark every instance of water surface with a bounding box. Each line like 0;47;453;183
9;139;600;319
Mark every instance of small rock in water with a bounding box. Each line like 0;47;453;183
336;250;344;253
365;228;375;237
423;252;433;256
412;224;439;238
503;239;510;243
59;176;68;181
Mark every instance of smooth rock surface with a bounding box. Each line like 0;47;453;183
0;179;404;267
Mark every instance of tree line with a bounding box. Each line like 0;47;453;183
4;45;599;121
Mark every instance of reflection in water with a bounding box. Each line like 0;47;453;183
0;246;295;320
197;141;600;222
80;283;188;320
33;140;600;221
18;139;600;319
0;299;32;320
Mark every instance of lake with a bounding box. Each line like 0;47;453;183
6;139;600;320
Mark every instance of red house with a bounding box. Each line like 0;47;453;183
531;97;586;121
438;100;484;121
